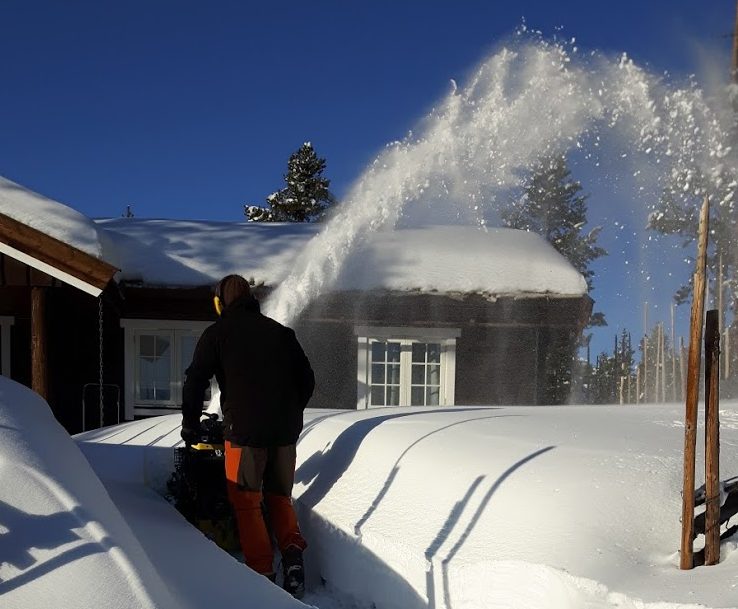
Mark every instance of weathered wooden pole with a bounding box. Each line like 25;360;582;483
672;304;678;402
635;366;641;404
704;310;721;565
680;195;710;570
661;323;667;402
31;286;48;400
644;303;649;402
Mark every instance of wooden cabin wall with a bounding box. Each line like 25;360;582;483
0;284;123;434
297;292;591;409
295;319;357;410
455;326;540;405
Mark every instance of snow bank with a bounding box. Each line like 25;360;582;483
293;405;738;609
0;176;106;259
74;403;738;609
0;376;178;609
95;218;586;296
0;378;304;609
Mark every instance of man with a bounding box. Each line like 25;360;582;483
181;274;315;598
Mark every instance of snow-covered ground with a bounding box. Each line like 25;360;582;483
2;374;737;608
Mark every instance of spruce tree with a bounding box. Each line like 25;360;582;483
502;155;607;327
245;142;336;222
647;166;737;306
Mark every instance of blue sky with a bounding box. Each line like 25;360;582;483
1;0;735;357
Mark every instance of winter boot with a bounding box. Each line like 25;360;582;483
281;545;305;599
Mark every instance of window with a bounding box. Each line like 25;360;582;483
356;326;459;409
121;320;216;419
0;316;13;378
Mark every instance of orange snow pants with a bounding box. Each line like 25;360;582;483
224;441;307;576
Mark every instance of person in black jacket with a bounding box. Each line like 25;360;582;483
181;274;315;598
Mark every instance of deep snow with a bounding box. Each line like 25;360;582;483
2;375;737;608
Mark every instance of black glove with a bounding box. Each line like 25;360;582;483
180;422;202;445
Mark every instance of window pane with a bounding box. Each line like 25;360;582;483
427;386;440;406
427;344;441;363
387;385;400;406
371;341;386;362
155;336;171;358
412;364;425;385
370;386;385;406
139;334;155;357
428;364;441;386
388;364;401;385
411;387;424;406
371;364;385;384
387;342;401;363
412;343;426;363
140;359;154;399
138;334;171;402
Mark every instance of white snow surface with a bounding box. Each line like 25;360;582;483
6;373;738;608
0;176;106;259
0;376;305;609
95;217;587;296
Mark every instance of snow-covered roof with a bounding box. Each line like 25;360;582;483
0;174;586;297
96;218;587;297
0;176;106;259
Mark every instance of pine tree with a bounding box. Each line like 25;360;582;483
502;155;607;327
245;142;336;222
588;330;636;404
647;166;737;306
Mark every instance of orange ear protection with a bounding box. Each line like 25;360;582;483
213;282;223;316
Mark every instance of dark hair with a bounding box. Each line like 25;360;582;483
216;274;251;307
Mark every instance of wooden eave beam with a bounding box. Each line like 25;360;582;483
0;212;118;295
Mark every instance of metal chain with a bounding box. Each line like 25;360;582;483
98;296;104;428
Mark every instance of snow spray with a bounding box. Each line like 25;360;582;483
264;28;737;327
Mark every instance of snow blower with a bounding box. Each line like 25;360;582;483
166;413;240;553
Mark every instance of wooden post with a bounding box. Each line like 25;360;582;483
31;286;48;400
672;304;677;402
661;323;667;403
704;309;721;565
636;366;641;404
644;303;649;402
680;195;710;570
654;325;660;403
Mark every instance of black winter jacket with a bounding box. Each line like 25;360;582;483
181;295;315;447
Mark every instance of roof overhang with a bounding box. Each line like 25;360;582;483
0;212;119;297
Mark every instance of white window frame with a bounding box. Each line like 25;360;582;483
355;326;460;409
120;319;214;419
0;316;14;377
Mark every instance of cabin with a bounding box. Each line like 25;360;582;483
0;177;592;434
